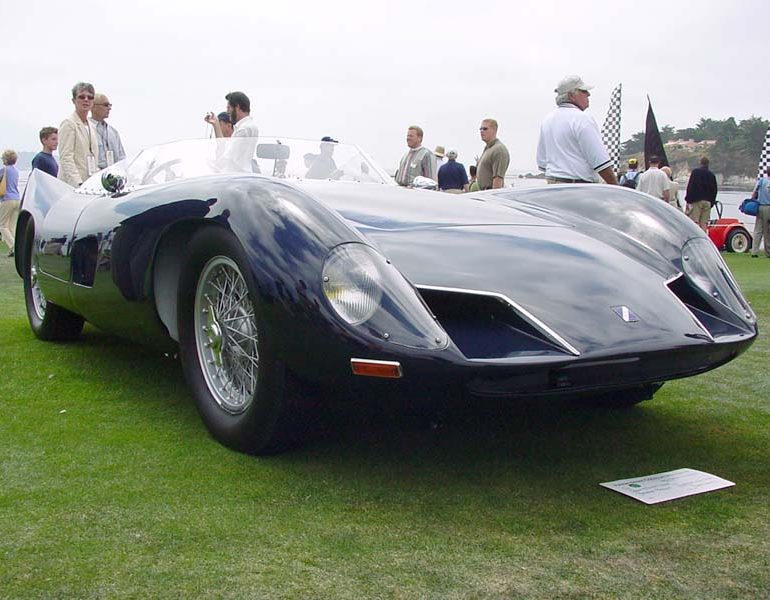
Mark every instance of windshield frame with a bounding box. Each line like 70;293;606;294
79;136;395;195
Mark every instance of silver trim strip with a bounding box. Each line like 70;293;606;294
415;284;581;356
664;272;714;342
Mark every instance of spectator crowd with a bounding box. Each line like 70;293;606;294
3;75;759;256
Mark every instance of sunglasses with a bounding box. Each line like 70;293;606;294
95;103;112;108
479;127;489;131
77;94;94;100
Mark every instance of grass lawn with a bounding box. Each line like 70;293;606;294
1;241;768;599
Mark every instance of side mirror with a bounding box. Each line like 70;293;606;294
256;143;290;160
101;172;126;194
412;176;438;190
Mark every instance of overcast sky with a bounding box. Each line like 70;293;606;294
1;0;767;172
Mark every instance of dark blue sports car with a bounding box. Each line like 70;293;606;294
15;138;757;454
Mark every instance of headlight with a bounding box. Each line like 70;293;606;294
682;237;754;320
322;243;448;350
322;244;382;325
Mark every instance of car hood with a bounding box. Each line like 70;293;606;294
297;182;724;356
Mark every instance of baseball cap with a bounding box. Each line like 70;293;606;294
555;75;593;94
321;136;338;143
628;158;638;166
217;112;232;123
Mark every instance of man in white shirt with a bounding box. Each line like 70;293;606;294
637;156;671;202
536;75;618;185
205;91;258;138
204;91;259;171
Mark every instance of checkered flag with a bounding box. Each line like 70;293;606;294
601;83;622;173
758;124;770;178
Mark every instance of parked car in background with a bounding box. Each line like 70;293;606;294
708;200;752;253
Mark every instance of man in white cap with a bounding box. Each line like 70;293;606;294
437;149;469;193
536;76;618;185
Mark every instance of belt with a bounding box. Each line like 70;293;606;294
547;177;592;184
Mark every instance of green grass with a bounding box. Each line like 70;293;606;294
1;242;768;599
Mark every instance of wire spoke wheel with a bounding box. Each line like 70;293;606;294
22;218;83;341
29;263;47;320
194;256;259;414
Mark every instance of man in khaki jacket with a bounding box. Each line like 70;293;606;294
58;82;99;187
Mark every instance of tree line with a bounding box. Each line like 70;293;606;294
621;116;768;178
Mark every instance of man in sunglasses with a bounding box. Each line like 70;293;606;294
477;119;510;190
536;76;618;185
90;93;125;169
58;82;99;187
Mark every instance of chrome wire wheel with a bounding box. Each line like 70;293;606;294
194;256;259;414
29;263;47;320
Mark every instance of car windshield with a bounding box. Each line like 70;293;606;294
81;137;393;193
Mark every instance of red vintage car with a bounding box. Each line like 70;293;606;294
708;201;752;253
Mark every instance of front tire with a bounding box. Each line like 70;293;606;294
22;219;84;341
726;229;751;253
177;227;300;454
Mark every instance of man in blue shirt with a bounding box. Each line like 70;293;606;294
31;127;59;177
750;166;770;257
438;149;469;194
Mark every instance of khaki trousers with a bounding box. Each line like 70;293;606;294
685;200;711;229
751;204;770;257
0;199;20;250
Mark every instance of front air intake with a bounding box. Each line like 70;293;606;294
666;273;754;338
416;286;575;360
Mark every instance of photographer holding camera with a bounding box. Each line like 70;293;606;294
203;91;258;139
204;112;234;138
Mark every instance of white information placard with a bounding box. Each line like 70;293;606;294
600;468;735;504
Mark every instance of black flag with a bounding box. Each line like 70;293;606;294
644;96;669;169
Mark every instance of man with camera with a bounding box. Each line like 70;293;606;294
204;91;258;139
203;91;259;171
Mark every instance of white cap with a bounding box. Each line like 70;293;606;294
555;75;593;94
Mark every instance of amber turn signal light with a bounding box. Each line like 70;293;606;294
350;359;403;379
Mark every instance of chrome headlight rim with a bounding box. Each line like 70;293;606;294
682;237;754;321
322;243;383;326
321;242;449;350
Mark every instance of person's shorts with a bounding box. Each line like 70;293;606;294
686;200;712;227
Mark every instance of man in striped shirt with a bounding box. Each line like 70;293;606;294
395;126;437;186
91;93;126;169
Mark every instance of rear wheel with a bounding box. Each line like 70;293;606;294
177;227;302;454
22;219;84;341
726;228;751;253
